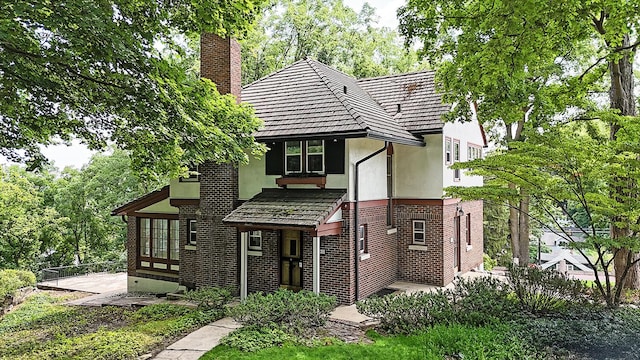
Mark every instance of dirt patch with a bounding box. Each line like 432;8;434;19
321;319;373;344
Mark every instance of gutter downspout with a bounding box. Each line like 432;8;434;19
354;141;388;302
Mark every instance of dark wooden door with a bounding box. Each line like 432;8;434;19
454;217;461;271
280;230;302;289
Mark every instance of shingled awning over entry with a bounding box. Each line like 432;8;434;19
223;188;346;231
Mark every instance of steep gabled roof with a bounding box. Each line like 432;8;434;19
242;58;425;146
358;71;451;134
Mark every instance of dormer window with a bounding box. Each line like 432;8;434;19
285;140;324;174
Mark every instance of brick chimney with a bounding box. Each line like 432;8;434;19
200;33;241;102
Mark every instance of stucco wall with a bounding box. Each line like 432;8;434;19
137;199;177;214
347;138;388;202
169;178;200;199
442;120;485;188
394;134;443;199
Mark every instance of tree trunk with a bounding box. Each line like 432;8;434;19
508;184;520;265
518;191;530;266
609;34;639;289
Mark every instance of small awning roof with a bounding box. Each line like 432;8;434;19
223;188;346;229
111;185;169;216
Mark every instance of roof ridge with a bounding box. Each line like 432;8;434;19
358;69;435;82
242;58;308;90
305;58;368;131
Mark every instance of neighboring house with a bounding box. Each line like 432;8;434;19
112;34;486;304
538;228;606;273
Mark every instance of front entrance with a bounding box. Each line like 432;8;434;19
281;230;302;289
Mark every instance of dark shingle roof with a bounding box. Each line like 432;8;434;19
242;58;425;146
223;188;346;228
358;71;450;134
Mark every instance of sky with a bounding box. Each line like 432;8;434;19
8;0;405;170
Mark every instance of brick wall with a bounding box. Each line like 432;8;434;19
178;204;198;289
200;33;241;102
197;162;239;291
127;216;137;276
247;230;280;294
396;203;445;285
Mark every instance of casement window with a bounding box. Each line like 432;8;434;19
413;220;426;245
466;213;472;246
445;137;452;164
285;140;325;173
179;164;200;182
265;140;345;175
453;139;461;181
249;230;262;250
358;225;367;253
188;219;197;245
467;144;482;160
138;217;180;271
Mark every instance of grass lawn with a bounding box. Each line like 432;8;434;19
202;324;540;360
0;290;222;360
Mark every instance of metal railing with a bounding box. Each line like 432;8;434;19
39;260;126;286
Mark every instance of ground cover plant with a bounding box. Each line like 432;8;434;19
0;290;228;359
0;269;35;298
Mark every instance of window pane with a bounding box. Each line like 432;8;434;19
454;142;460;161
285;141;301;154
249;231;261;249
140;218;150;257
414;221;424;231
153;219;168;259
414;233;425;241
170;220;179;260
286;155;301;172
307;140;323;154
307;154;323;172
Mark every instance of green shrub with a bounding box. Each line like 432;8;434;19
483;253;497;271
0;269;36;298
507;265;588;315
357;291;452;334
185;287;233;310
229;289;336;332
220;324;299;352
449;276;518;325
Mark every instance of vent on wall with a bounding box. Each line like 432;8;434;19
343;85;347;94
397;104;401;113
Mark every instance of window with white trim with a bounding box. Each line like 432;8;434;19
285;141;302;173
468;144;482;160
413;220;426;245
445;137;452;164
358;225;367;253
306;140;324;172
188;219;197;245
567;264;574;271
249;231;262;250
453;139;461;181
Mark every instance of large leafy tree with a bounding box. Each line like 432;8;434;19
240;0;424;85
1;0;266;180
399;0;640;284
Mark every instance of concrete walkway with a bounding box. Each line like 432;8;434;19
153;317;242;360
38;272;127;294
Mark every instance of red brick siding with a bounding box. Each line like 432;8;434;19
200;33;241;102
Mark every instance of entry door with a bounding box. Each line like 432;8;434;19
454;217;461;271
281;230;302;289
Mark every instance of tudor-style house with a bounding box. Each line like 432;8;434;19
112;34;485;305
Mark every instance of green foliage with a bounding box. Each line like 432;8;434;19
483;253;497;271
230;289;336;332
356;291;452;334
0;291;226;359
240;0;425;85
507;266;589;315
220;324;299;352
483;199;511;266
448;277;517;326
0;269;35;298
205;324;539;360
184;286;233;310
1;0;267;178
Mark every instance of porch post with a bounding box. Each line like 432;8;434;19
240;231;248;300
313;236;320;294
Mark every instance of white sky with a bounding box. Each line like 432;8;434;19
4;0;405;170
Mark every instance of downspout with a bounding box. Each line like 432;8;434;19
354;141;388;301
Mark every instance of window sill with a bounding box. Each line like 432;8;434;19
387;228;397;235
248;250;262;257
184;245;197;251
359;253;371;260
466;245;473;252
408;245;428;251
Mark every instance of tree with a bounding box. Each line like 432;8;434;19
399;0;640;280
1;0;267;180
240;0;424;85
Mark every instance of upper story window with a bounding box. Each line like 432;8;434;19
445;137;452;164
266;140;344;176
468;144;482;160
453;139;461;181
